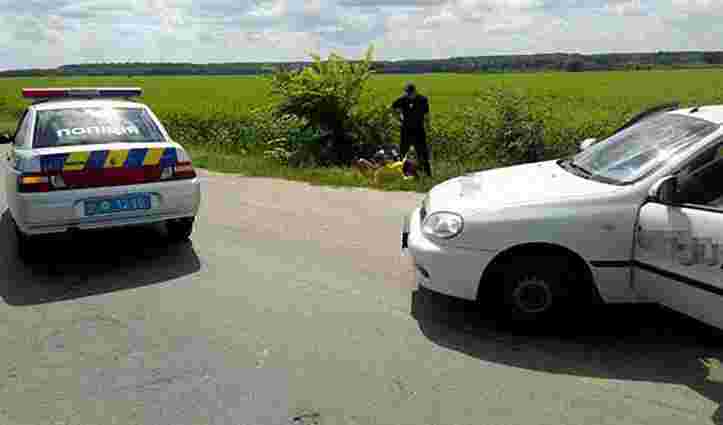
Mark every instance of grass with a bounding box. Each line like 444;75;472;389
186;145;440;192
3;70;723;192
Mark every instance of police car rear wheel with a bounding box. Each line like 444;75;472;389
166;217;194;242
12;219;34;262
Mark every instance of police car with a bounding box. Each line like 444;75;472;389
0;88;201;260
403;103;723;330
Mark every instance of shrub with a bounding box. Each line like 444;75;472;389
347;92;398;148
268;46;376;164
475;87;547;166
265;126;326;167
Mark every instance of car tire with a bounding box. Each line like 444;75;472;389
166;217;194;243
13;218;34;263
498;254;580;324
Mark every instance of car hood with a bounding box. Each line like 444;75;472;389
425;159;621;215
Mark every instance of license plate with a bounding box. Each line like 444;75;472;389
85;194;151;216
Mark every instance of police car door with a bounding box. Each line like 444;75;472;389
634;140;723;329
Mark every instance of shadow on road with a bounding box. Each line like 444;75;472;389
412;286;723;424
0;211;202;306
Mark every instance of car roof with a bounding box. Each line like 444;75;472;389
30;99;148;111
668;105;723;125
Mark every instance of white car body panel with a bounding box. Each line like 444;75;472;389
12;176;200;235
404;105;723;330
3;98;201;236
409;162;644;303
634;198;723;329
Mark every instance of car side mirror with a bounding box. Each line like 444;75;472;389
0;134;12;144
579;138;596;151
649;175;678;204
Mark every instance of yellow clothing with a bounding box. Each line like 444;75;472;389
373;161;409;185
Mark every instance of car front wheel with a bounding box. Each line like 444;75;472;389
166;217;195;242
499;255;579;324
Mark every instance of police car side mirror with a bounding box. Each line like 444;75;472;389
649;175;678;204
579;138;597;152
0;134;12;144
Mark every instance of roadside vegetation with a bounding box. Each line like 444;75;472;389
2;50;723;192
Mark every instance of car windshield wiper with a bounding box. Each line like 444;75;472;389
562;158;592;178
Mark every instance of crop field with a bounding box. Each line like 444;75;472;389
2;70;723;124
2;70;723;190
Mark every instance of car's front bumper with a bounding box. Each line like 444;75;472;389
402;207;496;301
13;177;201;235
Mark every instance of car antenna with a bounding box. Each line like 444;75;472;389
690;106;700;113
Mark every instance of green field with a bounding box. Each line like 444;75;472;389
2;70;723;124
2;70;723;190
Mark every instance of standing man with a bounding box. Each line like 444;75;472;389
392;83;432;177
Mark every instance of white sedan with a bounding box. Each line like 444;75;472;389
403;103;723;330
0;88;201;261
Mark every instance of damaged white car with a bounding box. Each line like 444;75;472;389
403;103;723;330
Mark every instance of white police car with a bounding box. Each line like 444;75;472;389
403;103;723;330
0;88;201;260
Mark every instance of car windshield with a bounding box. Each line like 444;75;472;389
33;107;164;148
569;113;719;184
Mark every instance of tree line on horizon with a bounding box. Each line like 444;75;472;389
3;51;723;77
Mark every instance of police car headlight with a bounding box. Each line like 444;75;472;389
422;212;463;239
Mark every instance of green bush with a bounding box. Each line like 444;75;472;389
265;126;325;167
160;104;305;156
268;46;376;164
347;92;398;148
474;87;547;166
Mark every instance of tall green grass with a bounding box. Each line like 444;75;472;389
2;70;723;191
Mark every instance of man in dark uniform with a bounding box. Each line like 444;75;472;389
392;83;432;177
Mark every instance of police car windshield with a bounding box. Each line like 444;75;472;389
571;113;719;184
33;107;164;148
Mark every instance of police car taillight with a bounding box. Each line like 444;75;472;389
171;150;196;179
174;162;196;179
18;174;50;193
22;87;142;99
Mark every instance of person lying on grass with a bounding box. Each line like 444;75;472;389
352;148;418;185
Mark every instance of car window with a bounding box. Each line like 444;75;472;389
13;110;32;149
33;107;164;149
572;114;719;184
676;142;723;209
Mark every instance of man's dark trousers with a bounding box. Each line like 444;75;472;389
400;127;432;177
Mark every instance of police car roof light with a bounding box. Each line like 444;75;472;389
22;87;142;99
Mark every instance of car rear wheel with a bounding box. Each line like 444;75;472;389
12;218;35;263
499;255;580;324
166;217;194;242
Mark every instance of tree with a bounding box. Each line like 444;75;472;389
268;46;375;165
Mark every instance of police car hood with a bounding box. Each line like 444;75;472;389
425;159;619;215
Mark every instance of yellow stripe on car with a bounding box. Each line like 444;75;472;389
104;150;129;168
143;148;164;166
63;151;91;171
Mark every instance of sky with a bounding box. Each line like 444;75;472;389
1;0;723;70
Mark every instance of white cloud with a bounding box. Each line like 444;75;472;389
670;0;723;15
0;0;722;70
605;0;643;16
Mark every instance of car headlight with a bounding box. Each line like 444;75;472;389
422;212;464;239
